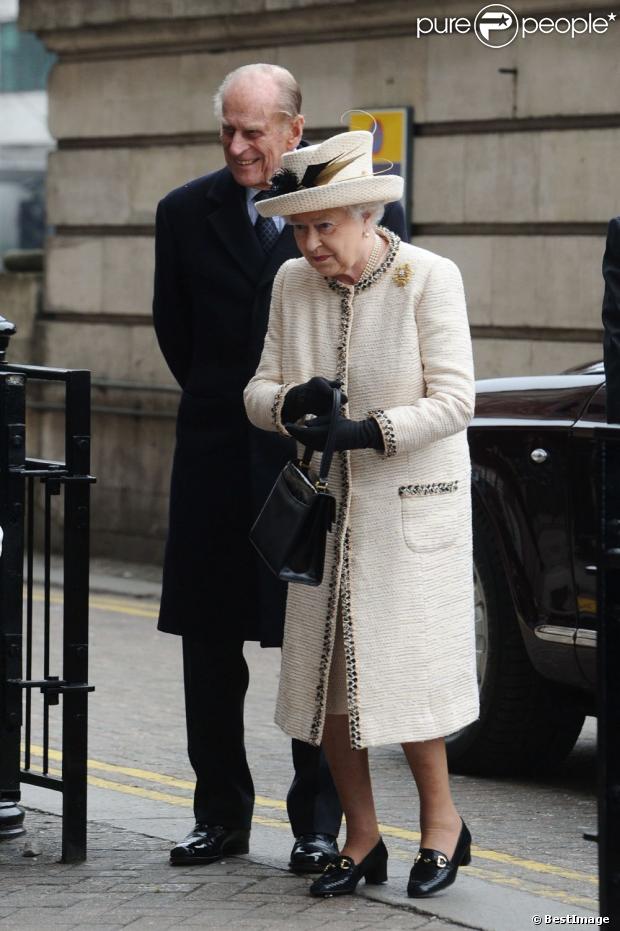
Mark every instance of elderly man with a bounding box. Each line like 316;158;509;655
603;217;620;423
153;63;407;869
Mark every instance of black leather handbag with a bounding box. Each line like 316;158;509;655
249;387;340;586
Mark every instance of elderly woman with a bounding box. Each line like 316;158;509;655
244;130;478;899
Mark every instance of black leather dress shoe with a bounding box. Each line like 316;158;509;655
170;824;250;865
309;838;388;897
407;820;472;897
289;833;339;873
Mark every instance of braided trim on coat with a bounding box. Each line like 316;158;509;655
368;409;397;459
309;287;354;745
271;382;297;436
340;528;362;749
399;481;459;497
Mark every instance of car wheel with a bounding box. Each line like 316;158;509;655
446;499;586;776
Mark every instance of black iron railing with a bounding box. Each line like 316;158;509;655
0;322;95;862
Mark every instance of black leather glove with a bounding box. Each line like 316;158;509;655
285;412;384;452
281;377;347;422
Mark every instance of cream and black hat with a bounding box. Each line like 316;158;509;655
255;130;404;218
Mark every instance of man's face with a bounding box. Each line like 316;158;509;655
220;79;303;189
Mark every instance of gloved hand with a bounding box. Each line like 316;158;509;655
285;412;384;452
281;377;347;423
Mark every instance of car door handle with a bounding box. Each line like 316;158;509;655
530;448;549;464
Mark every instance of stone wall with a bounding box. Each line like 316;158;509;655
0;265;40;364
17;0;618;560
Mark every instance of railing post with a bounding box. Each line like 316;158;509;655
0;365;26;839
61;370;91;863
597;430;620;925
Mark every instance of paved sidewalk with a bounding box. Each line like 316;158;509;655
0;809;459;931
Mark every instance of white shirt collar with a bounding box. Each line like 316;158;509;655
245;187;285;232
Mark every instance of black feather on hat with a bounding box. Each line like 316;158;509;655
264;155;344;199
264;168;301;198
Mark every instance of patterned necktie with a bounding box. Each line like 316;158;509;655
253;193;280;253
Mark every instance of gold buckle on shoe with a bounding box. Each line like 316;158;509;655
414;851;448;867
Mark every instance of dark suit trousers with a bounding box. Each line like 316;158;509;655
182;637;342;836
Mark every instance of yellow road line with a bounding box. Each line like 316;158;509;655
30;591;159;619
88;772;192;807
41;765;285;831
26;744;596;890
27;745;286;811
458;848;597;885
461;865;597;909
87;773;287;831
90;600;158;618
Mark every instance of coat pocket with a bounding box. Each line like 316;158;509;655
399;479;469;553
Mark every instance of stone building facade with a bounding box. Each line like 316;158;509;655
14;0;620;560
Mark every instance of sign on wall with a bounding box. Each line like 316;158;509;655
348;107;412;236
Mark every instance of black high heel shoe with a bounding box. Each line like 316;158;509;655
309;838;388;897
407;820;471;898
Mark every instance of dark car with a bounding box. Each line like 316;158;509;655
446;360;613;776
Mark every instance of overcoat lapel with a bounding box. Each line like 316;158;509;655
206;169;302;289
206;171;264;284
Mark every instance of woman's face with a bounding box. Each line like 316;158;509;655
289;207;370;279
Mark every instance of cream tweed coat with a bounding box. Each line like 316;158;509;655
244;231;479;749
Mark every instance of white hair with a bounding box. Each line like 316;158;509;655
282;202;386;225
345;202;386;225
213;64;302;122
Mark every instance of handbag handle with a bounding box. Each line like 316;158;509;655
300;386;342;490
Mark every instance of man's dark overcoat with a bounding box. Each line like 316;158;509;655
603;217;620;424
153;166;406;646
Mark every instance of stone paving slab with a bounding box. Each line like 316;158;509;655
0;809;455;931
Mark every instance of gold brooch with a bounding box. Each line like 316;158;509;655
393;263;413;287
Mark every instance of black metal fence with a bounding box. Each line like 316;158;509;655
596;429;620;923
0;340;95;862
